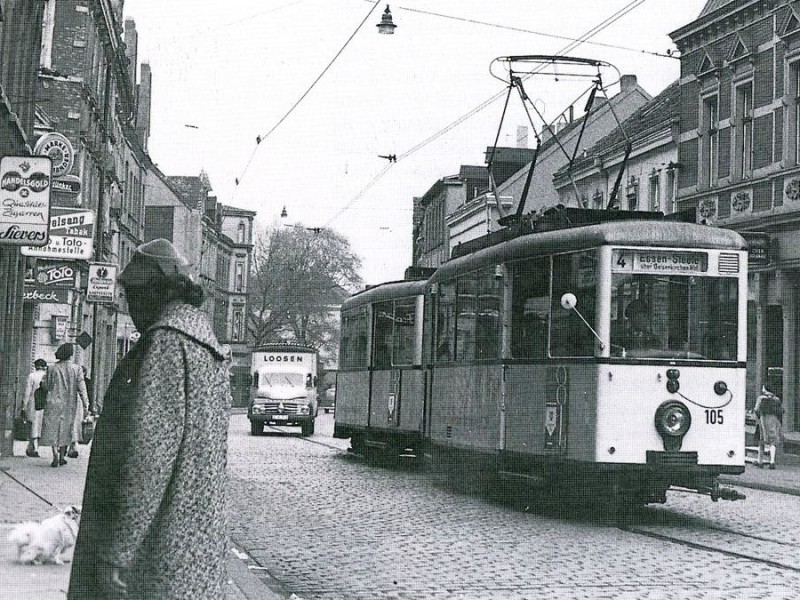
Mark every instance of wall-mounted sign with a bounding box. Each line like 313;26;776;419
86;262;117;303
33;262;77;287
52;175;81;195
741;231;770;267
21;207;95;260
0;155;52;246
23;285;70;304
34;132;74;178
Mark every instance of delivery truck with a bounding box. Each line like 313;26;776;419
248;343;318;436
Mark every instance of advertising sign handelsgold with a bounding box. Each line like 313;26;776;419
0;156;52;246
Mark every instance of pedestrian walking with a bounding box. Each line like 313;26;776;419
68;239;232;600
754;384;784;469
23;358;48;457
66;366;92;458
40;344;89;468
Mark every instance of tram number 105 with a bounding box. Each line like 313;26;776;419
705;409;724;425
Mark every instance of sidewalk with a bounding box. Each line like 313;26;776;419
718;445;800;497
0;440;286;600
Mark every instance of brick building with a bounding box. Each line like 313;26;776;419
22;0;147;408
670;0;800;443
0;0;46;454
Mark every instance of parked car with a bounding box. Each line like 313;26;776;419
319;386;336;413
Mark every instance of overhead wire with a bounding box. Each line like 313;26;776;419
325;0;649;226
231;0;383;199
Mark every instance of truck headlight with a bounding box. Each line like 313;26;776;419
300;405;311;415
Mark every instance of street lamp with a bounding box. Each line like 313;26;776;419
376;5;397;34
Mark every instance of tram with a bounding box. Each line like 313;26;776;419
334;209;749;506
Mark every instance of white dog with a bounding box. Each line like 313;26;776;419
7;505;81;565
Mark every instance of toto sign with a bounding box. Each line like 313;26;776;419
0;156;52;246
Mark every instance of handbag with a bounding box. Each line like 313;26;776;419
79;417;95;445
13;410;28;441
34;382;47;410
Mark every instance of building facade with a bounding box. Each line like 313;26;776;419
0;0;46;454
22;0;147;409
671;0;800;443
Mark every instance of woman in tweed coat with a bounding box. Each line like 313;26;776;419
68;239;232;600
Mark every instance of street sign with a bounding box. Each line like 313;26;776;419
86;262;117;303
0;155;52;246
76;331;93;349
21;207;95;260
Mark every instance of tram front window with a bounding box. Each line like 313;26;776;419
610;274;738;360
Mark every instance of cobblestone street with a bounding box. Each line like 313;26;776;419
227;413;800;599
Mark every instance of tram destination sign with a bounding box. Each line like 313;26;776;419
612;249;708;274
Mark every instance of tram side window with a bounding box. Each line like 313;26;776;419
435;281;456;362
455;271;478;361
392;298;416;366
475;269;502;360
550;251;598;357
511;257;550;359
373;301;393;368
340;307;368;369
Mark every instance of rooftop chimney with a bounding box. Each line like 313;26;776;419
516;126;528;149
620;74;637;93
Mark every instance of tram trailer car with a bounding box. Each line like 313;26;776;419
335;216;749;506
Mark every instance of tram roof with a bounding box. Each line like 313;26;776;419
432;220;747;282
341;279;427;312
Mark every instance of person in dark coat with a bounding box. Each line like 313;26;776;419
754;384;784;469
68;239;232;599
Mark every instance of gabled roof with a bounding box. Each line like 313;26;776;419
699;0;736;17
554;81;679;179
166;176;209;209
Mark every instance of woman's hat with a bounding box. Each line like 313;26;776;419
34;358;47;368
118;239;191;287
55;343;73;361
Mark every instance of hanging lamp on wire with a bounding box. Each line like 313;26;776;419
376;5;397;34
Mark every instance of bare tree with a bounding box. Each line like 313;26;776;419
250;225;362;355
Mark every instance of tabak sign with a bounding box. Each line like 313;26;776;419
21;207;95;260
0;156;52;246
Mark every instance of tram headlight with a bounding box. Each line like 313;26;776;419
655;401;691;451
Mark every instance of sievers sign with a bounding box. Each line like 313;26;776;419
0;156;52;246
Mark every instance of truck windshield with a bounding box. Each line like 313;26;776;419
610;273;738;360
260;373;306;387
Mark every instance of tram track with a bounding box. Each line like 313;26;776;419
620;520;800;573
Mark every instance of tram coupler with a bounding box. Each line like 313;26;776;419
706;480;746;502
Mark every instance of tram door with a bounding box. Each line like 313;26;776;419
505;257;565;456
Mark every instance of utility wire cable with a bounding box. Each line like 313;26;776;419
326;0;648;226
401;5;675;59
232;0;382;197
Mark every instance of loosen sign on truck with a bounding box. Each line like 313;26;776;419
248;343;318;436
